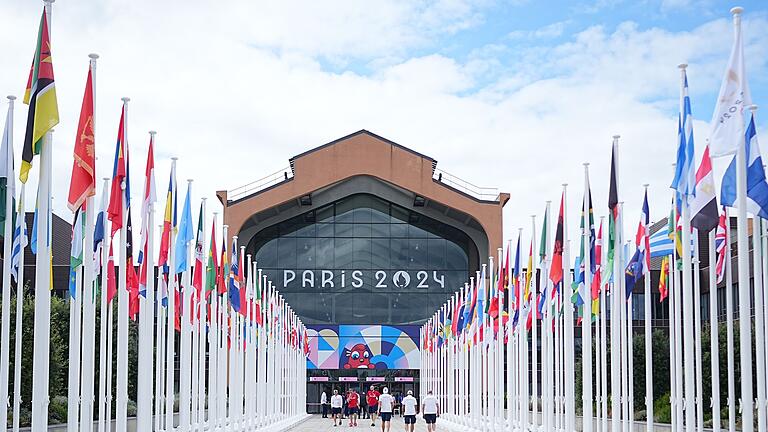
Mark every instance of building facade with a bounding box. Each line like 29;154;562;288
218;130;508;409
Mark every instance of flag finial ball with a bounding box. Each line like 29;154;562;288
121;97;130;102
612;134;620;139
643;183;650;188
149;131;157;136
678;63;688;70
731;6;744;16
171;157;179;161
6;95;15;101
187;179;193;183
748;105;758;112
88;53;99;60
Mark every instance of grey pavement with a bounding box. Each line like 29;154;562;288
285;414;434;432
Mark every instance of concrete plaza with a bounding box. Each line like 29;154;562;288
285;414;436;432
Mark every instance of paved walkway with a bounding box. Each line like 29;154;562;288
285;414;435;432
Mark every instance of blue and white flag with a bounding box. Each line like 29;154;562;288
10;189;27;283
649;228;674;258
671;71;696;199
721;113;768;219
174;182;194;274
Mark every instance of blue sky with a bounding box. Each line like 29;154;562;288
1;0;767;247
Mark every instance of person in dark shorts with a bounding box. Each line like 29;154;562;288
366;385;380;426
321;390;329;418
331;389;344;427
421;390;440;432
347;389;360;427
401;390;418;432
377;387;395;432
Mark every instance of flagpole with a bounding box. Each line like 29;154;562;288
165;157;178;432
197;198;207;432
0;94;15;432
115;97;131;432
560;183;575;432
708;228;721;432
541;201;552;432
748;105;768;432
97;178;110;432
179;179;193;432
642;186;653;432
583;164;594;432
692;229;705;432
599;215;608;432
609;138;621;432
208;212;219;429
11;185;25;432
66;213;83;432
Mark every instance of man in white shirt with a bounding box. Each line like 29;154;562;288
401;390;418;432
330;389;344;427
321;390;328;418
421;390;440;432
377;387;395;432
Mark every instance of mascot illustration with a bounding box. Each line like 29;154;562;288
343;343;374;369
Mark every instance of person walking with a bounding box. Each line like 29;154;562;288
321;389;329;418
360;391;368;420
421;390;440;432
347;388;360;427
331;389;344;427
377;387;395;432
367;385;380;426
401;390;418;432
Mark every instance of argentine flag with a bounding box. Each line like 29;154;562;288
721;113;768;219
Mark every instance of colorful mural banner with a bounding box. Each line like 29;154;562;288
306;325;420;370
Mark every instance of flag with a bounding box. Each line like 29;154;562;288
671;70;696;199
254;273;263;327
174;182;194;274
93;181;107;284
690;145;719;231
107;106;126;236
549;193;565;287
650;225;674;258
658;256;669;302
604;139;619;285
106;243;117;304
0;101;16;235
30;198;38;255
158;163;177;272
721;113;768;219
591;219;603;317
67;66;95;211
219;236;229;295
715;210;728;284
192;203;205;297
709;10;751;157
10;191;27;284
68;208;84;298
126;204;140;320
137;137;156;297
512;236;521;326
20;8;59;184
228;240;241;312
539;205;548;263
205;220;218;294
625;192;650;298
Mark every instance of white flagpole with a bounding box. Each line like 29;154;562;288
179;179;194;432
723;207;735;432
583;164;594;432
136;131;156;432
0;94;15;432
530;216;539;432
708;229;721;432
729;8;754;432
642;187;653;432
155;221;166;432
67;214;83;432
197;198;207;432
497;246;504;431
541;201;552;432
79;54;99;432
561;183;575;432
11;185;26;432
693;229;705;432
30;3;54;430
610;138;622;432
165;157;178;432
97;178;110;432
208;212;218;429
115;97;131;432
599;215;608;432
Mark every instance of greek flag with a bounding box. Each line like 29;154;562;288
671;71;696;199
721;113;768;219
10;192;27;283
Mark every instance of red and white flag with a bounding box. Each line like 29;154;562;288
138;135;156;296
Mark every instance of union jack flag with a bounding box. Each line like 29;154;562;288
715;209;728;284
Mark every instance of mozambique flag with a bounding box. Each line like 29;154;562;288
21;8;59;184
603;140;619;286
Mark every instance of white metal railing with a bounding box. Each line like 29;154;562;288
432;168;500;201
228;167;294;201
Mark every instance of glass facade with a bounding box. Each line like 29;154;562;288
247;194;476;325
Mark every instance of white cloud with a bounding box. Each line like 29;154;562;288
0;0;766;266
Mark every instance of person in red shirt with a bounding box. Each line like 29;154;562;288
347;389;360;427
366;385;381;426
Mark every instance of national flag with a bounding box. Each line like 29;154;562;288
20;8;59;184
549;193;565;287
205;220;218;294
690;145;719;232
511;235;521;326
228;240;241;312
30;198;38;255
658;256;669;302
138;136;156;297
106;243;117;304
219;236;229;295
715;210;728;284
174;182;194;274
67;65;95;211
709;10;751;157
539;205;548;263
451;294;462;336
254;272;263;327
158;162;177;272
93;181;107;285
192;203;205;297
238;251;247;318
524;239;534;310
721;113;768;219
10;191;27;284
650;225;674;258
604;139;619;285
671;70;696;199
68;208;84;299
107;106;126;236
126;205;140;320
591;220;603;317
0;101;16;235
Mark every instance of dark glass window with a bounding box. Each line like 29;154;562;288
246;194;476;325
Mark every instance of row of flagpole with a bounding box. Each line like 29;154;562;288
0;1;309;431
420;6;767;432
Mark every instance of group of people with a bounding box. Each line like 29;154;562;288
320;385;440;431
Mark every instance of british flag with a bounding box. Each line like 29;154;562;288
715;209;728;284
